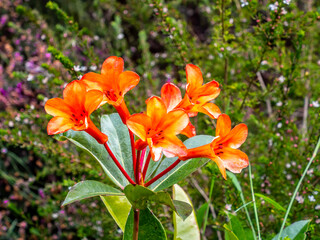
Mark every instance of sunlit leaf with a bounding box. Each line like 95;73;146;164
62;180;123;206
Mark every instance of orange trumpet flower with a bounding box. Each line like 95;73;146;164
45;80;108;144
180;114;249;179
126;96;189;162
80;56;140;122
178;64;221;119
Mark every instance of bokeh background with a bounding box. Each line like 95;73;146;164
0;0;320;239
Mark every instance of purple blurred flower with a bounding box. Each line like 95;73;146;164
0;88;7;96
39;189;45;199
0;15;8;27
14;52;23;63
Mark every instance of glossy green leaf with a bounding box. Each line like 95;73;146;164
255;193;286;212
124;185;192;220
58;113;133;188
123;208;167;240
272;220;311;240
173;184;200;240
100;195;131;231
124;185;155;209
62;180;123;206
148;135;214;192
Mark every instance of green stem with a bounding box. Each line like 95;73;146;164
239;190;257;240
249;162;261;240
278;136;320;239
202;178;214;235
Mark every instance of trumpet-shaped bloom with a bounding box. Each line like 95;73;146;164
126;96;189;162
81;56;140;107
180;114;248;179
160;83;195;137
178;64;221;119
45;80;108;144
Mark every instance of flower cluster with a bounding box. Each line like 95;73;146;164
45;56;249;183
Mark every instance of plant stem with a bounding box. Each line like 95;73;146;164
144;159;181;187
104;143;136;185
130;131;137;183
278;136;320;239
133;209;140;240
239;186;257;240
142;152;151;181
249;162;261;240
202;178;214;235
135;149;141;184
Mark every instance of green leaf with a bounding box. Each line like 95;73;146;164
226;171;241;192
124;185;155;209
59;113;133;188
272;220;311;240
227;213;247;240
100;195;131;231
123;208;167;240
196;202;209;228
224;224;240;240
148;135;214;192
173;184;200;240
62;180;123;206
124;185;192;220
255;193;286;212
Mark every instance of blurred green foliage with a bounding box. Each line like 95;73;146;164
0;0;319;239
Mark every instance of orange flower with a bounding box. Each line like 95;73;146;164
178;64;221;119
80;56;139;122
126;96;189;162
180;114;249;179
45;80;108;144
160;82;195;138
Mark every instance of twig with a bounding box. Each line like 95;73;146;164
257;71;272;118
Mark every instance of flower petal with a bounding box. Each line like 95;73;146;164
198;102;221;119
192;80;220;104
118;71;140;96
160;109;189;136
216;114;231;138
47;116;74;135
186;64;203;94
45;98;72;118
180;121;196;138
101;56;124;84
84;90;104;115
223;123;248;149
160;136;188;159
148;138;163;162
63;80;86;111
161;83;182;112
217;147;249;173
81;72;107;91
210;155;227;180
146;96;167;126
126;113;152;141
